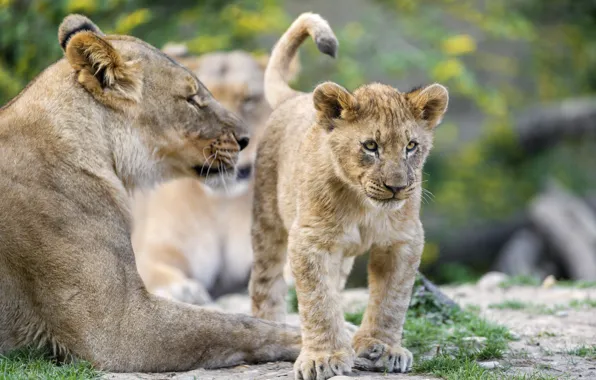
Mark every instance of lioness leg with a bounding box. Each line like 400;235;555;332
41;264;300;372
352;241;423;373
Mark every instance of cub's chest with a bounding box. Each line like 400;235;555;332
338;214;416;255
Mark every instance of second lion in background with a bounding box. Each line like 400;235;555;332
132;45;299;305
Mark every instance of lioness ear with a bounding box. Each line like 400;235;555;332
406;83;449;129
59;14;143;107
313;82;359;128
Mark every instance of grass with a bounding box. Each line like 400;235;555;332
497;275;596;290
498;275;542;289
567;345;596;360
488;298;596;314
0;348;98;379
343;276;519;380
557;280;596;289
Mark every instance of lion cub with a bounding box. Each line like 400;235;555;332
249;13;449;379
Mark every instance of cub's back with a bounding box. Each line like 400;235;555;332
255;93;316;230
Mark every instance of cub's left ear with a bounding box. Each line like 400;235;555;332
58;14;143;108
406;83;449;129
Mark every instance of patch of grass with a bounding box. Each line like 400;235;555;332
488;299;583;315
498;275;542;289
287;286;299;313
345;277;514;379
489;300;527;310
0;348;98;379
568;345;596;359
344;311;363;326
569;298;596;309
434;263;482;285
557;280;596;289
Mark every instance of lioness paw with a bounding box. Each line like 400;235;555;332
294;348;354;380
353;337;413;373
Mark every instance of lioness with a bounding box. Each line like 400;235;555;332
0;14;300;371
132;46;298;304
249;13;448;379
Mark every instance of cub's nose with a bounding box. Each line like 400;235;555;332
236;136;250;151
384;183;406;194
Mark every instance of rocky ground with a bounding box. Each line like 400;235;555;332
103;273;595;380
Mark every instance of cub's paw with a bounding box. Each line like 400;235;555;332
353;337;413;373
294;348;354;380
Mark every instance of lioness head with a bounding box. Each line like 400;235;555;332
58;15;249;189
162;44;277;185
312;82;448;209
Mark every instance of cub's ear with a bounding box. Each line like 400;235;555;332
58;14;143;108
313;82;359;128
406;83;449;129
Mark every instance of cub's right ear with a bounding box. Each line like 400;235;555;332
58;14;143;108
313;82;359;129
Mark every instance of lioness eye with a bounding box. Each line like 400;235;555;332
187;95;205;108
406;141;418;152
362;140;378;152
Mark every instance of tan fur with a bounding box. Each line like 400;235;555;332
0;14;301;372
249;13;448;379
132;48;300;303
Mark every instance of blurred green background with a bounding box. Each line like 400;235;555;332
2;0;595;283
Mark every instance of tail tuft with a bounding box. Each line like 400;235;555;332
315;36;338;58
264;13;338;109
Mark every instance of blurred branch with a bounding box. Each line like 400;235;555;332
515;97;596;156
529;180;596;280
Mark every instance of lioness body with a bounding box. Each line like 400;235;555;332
249;13;448;379
0;15;300;371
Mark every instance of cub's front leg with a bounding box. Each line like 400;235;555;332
289;226;355;380
352;232;424;373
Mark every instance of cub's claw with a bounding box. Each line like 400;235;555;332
294;348;354;380
353;337;413;373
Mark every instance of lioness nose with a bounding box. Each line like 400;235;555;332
384;183;406;194
236;136;250;151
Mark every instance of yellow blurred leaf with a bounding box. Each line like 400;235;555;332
421;242;439;266
66;0;97;13
0;0;13;7
114;9;151;35
432;58;464;82
442;34;476;56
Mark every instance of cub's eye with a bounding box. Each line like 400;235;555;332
406;141;418;152
362;140;378;152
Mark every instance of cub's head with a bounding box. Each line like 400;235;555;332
313;82;448;209
58;15;249;189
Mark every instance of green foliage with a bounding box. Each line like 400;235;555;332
347;293;515;379
0;348;98;379
498;275;542;289
567;345;596;360
287;285;299;313
0;0;287;105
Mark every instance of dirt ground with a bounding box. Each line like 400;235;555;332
442;276;596;379
103;275;595;380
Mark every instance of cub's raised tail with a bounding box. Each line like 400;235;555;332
265;12;338;109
